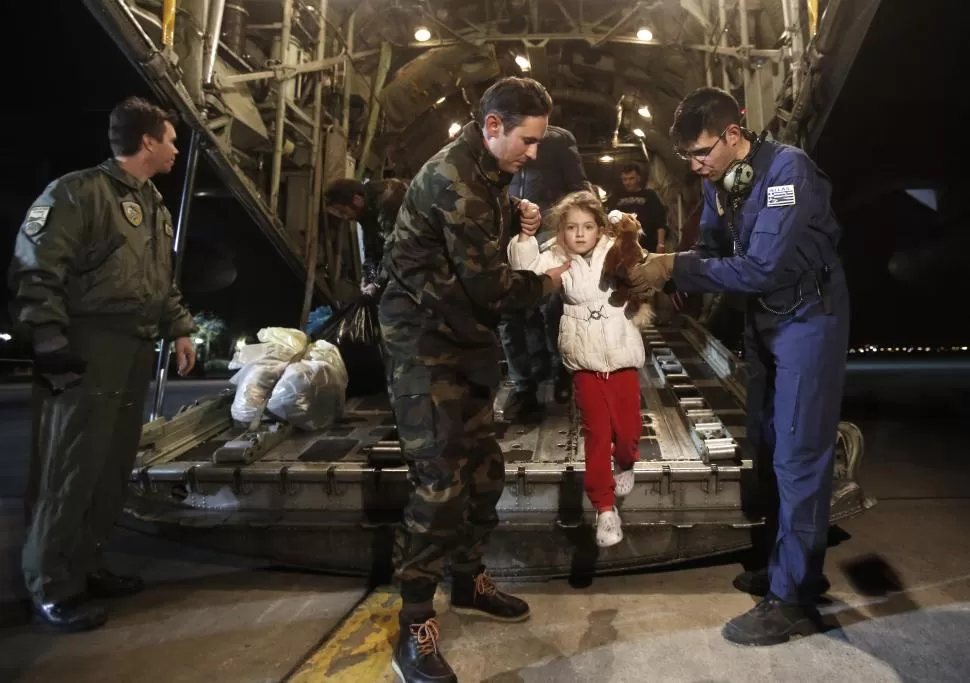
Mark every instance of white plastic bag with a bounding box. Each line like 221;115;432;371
228;328;307;424
266;340;349;431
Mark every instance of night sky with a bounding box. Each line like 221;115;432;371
1;1;958;358
3;2;307;353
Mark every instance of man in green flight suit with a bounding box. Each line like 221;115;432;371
8;96;197;632
379;76;570;683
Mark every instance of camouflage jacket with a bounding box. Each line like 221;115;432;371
379;122;554;364
8;159;195;346
359;178;409;288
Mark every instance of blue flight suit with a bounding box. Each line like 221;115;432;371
670;139;850;605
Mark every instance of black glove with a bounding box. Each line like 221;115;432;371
34;345;87;393
34;347;87;376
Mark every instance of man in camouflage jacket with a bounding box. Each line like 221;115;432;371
8;97;196;633
378;77;569;683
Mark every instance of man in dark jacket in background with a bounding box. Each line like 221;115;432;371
502;124;588;418
324;177;409;297
609;163;669;252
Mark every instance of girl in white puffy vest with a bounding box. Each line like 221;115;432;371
508;190;651;547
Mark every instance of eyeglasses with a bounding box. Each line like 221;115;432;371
675;127;728;162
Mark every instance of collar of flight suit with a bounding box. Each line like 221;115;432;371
98;158;150;191
460;122;514;189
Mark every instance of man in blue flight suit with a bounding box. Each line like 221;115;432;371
623;87;849;646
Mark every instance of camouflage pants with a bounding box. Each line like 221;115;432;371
387;360;504;604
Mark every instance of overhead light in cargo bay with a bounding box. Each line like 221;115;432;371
514;55;531;71
436;97;446;104
448;122;462;137
599;154;614;163
414;26;431;42
636;27;653;41
633;128;646;138
638;105;652;118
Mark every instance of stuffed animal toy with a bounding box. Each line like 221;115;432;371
602;209;657;329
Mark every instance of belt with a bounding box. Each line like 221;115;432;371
562;303;611;321
756;266;838;316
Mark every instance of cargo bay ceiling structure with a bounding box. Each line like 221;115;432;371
83;0;877;310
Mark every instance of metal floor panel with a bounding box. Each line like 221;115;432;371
141;324;747;472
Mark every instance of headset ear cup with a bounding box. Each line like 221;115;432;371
723;161;754;195
737;163;754;190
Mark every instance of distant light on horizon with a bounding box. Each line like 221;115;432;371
847;345;970;354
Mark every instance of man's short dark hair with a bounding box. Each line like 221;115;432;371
324;178;366;207
669;87;742;149
108;96;179;157
621;164;642;177
477;77;553;131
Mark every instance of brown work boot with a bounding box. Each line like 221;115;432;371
391;615;457;683
450;569;530;622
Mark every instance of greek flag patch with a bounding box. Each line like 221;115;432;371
766;184;796;207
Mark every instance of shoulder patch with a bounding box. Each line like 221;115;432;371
122;200;144;227
766;184;796;208
23;206;51;236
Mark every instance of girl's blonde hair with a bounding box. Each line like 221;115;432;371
546;190;614;254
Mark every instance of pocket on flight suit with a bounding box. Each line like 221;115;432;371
76;233;127;291
787;372;801;435
390;364;461;493
389;364;441;460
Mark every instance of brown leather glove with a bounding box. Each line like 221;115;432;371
623;253;676;298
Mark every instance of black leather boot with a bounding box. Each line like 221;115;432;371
553;368;572;404
391;615;457;683
722;594;824;646
502;390;543;422
87;568;145;598
733;567;830;602
34;595;107;632
450;569;530;622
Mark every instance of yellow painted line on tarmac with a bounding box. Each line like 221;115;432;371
287;587;401;683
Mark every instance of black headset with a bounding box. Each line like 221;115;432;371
719;128;768;199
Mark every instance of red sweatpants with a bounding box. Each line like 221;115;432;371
573;368;642;511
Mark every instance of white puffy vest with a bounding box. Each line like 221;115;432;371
508;235;646;373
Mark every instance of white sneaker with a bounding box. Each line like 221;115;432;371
614;468;635;497
595;508;623;547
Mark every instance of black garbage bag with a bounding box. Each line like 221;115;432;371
313;295;386;396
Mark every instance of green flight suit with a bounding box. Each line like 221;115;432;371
8;158;195;603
